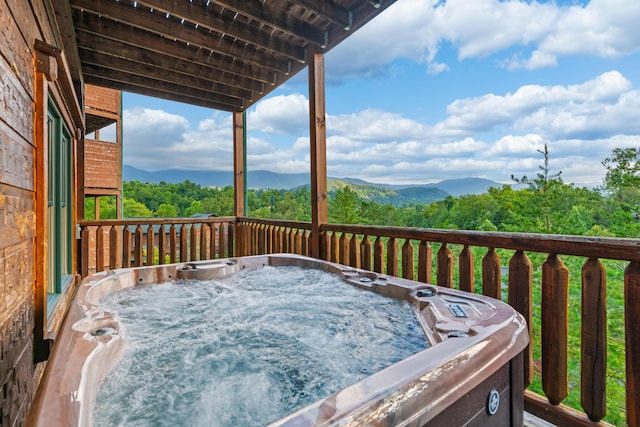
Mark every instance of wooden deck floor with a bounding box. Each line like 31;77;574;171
524;412;556;426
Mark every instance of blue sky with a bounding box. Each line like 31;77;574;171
120;0;640;186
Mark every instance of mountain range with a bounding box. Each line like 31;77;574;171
123;165;506;201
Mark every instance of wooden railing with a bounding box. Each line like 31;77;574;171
77;216;639;426
78;217;235;277
236;218;640;427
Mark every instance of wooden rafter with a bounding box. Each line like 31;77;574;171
63;0;398;111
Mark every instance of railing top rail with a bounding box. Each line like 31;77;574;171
320;223;640;261
237;217;312;230
79;216;236;227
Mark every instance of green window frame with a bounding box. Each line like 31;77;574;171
47;97;73;313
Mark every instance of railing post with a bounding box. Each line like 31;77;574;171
625;260;640;427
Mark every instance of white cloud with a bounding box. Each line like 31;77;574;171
123;70;640;185
246;94;309;135
328;0;640;78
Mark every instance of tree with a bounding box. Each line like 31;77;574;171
123;198;153;218
512;144;562;232
602;147;640;204
329;187;362;224
156;203;178;218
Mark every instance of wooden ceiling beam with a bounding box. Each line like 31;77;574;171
70;0;292;72
288;0;352;30
78;48;254;102
73;14;279;83
76;32;265;95
206;0;326;47
84;74;240;111
120;0;307;63
82;64;245;109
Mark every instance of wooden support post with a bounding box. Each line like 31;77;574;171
308;45;328;259
233;111;245;218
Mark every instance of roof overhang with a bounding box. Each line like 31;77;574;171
56;0;397;112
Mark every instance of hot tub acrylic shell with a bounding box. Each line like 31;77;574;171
28;254;529;427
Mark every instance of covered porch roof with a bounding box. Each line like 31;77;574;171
56;0;397;112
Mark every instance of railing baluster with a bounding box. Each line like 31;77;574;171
276;227;284;253
257;224;265;255
210;224;218;258
158;224;166;265
418;240;432;284
508;250;533;387
320;230;329;261
402;239;414;280
109;225;120;269
293;230;304;255
226;222;233;257
189;224;197;260
80;226;89;277
542;254;569;405
361;236;372;271
349;234;360;268
330;232;339;263
458;245;474;292
96;225;104;273
625;260;640;427
373;236;384;273
200;224;209;260
122;226;132;268
339;233;349;265
133;226;143;267
482;247;501;299
581;257;607;421
436;243;452;288
180;224;188;262
301;230;309;256
169;224;177;263
387;237;398;277
146;225;155;265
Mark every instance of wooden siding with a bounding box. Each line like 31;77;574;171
84;139;121;191
85;84;119;115
1;0;82;425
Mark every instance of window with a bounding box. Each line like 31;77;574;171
47;98;73;312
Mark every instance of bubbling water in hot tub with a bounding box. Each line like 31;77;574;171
93;265;428;427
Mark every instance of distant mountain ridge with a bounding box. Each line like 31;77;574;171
123;165;505;200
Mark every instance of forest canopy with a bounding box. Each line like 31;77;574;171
85;147;640;238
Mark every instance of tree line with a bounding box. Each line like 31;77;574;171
85;147;639;238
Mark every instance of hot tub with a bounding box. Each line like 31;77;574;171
28;254;528;426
